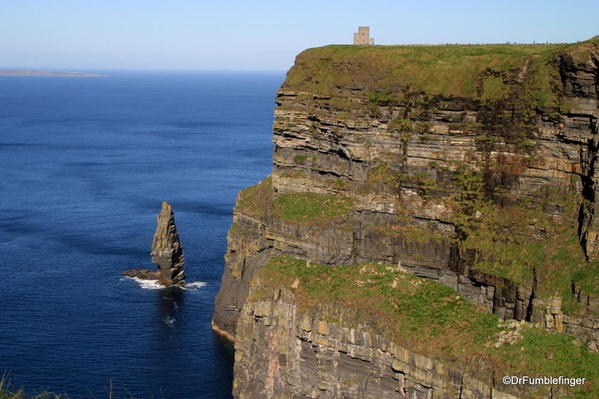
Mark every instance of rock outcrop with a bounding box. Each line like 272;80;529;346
123;201;185;286
214;38;599;398
151;202;185;285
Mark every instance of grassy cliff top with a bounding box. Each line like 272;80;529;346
282;37;598;102
254;256;599;397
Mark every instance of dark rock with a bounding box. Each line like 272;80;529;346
122;268;160;280
122;201;185;287
150;201;185;286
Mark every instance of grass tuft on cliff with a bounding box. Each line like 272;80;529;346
254;256;599;397
273;192;353;224
0;391;61;399
236;176;272;218
0;390;136;399
235;176;354;224
0;377;140;399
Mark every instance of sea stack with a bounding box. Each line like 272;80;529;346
122;201;185;286
151;201;185;286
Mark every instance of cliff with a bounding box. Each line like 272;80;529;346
214;37;599;398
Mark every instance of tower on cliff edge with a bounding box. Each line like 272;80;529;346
353;26;374;45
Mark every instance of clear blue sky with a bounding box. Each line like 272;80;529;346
1;0;597;71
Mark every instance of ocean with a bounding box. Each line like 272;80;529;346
0;71;284;398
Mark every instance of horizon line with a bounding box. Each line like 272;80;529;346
0;67;288;73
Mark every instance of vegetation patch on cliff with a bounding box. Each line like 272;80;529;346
273;192;353;224
254;256;599;397
256;256;498;349
454;181;599;311
236;176;272;218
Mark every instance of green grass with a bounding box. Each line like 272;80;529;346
235;176;354;225
0;391;60;399
293;154;307;165
0;376;58;399
254;256;599;397
0;389;140;399
387;117;412;132
481;75;507;100
367;162;401;186
236;176;272;218
278;170;306;179
254;256;499;347
282;37;598;107
284;44;561;98
0;376;145;399
273;192;353;224
331;178;347;189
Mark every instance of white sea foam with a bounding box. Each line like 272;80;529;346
184;281;208;291
124;276;207;291
126;276;165;290
163;316;176;327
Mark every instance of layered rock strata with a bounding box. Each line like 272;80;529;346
236;290;502;399
123;201;185;286
236;288;527;399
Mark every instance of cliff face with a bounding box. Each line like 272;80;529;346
235;289;510;399
214;38;599;398
233;257;598;398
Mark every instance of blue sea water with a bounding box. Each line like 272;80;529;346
0;71;283;398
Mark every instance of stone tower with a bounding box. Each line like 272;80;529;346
353;26;374;45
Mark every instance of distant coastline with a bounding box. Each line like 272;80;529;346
0;69;106;77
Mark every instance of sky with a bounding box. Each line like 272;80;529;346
1;0;597;71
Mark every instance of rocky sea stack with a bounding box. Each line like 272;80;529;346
123;201;185;286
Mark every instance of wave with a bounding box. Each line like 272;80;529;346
123;276;207;291
183;281;207;291
125;276;165;290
